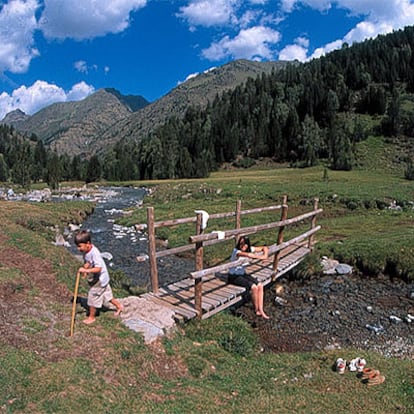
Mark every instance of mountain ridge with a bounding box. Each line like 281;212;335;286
1;59;290;157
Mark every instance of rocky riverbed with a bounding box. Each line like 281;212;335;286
235;272;414;359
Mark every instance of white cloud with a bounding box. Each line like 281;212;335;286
67;81;95;101
0;0;40;73
0;0;148;76
343;20;394;44
202;26;280;61
280;0;298;12
74;60;88;74
39;0;147;40
279;44;308;61
0;80;94;120
74;60;99;75
310;39;343;59
281;0;414;61
177;0;238;27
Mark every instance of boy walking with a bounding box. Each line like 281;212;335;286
75;230;123;325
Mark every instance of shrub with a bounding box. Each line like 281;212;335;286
404;159;414;180
185;312;259;357
385;249;414;281
233;157;256;169
288;253;322;281
375;199;388;210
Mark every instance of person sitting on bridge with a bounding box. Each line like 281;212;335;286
228;236;269;319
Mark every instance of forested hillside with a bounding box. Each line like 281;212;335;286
1;26;414;185
115;25;414;180
2;89;148;157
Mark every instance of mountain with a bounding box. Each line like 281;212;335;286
1;108;30;126
2;89;149;157
1;59;289;157
101;59;291;145
103;88;150;112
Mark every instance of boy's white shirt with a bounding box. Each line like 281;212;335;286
84;245;110;286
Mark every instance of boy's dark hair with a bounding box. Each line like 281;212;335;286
74;230;91;245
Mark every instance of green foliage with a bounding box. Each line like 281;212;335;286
185;313;259;357
45;152;61;189
85;155;102;183
110;269;147;296
404;159;414;180
232;157;256;168
288;253;323;281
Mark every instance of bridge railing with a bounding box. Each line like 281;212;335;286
136;197;322;318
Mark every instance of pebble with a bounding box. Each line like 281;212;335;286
243;273;414;359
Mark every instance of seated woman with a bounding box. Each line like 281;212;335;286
228;236;269;319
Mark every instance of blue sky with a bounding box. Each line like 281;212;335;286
0;0;414;120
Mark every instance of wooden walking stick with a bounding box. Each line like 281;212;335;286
70;271;81;337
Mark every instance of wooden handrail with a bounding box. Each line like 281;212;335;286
189;226;320;281
135;204;284;231
189;209;323;243
190;257;250;280
268;226;321;255
155;235;236;259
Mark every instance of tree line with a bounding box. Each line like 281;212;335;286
0;125;101;188
102;25;414;179
1;25;414;186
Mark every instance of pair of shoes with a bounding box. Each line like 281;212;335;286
336;358;346;374
349;357;366;372
367;374;386;386
361;367;385;386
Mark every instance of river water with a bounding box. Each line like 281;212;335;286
66;186;194;288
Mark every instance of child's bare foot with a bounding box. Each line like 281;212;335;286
259;310;270;319
114;305;124;317
83;317;96;325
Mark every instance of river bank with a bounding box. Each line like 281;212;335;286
236;272;414;359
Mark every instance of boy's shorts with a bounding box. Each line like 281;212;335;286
87;284;114;308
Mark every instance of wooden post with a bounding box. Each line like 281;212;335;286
235;200;241;244
194;212;204;319
273;195;288;275
308;198;319;250
147;207;159;293
70;271;81;336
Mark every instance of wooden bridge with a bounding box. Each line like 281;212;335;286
136;197;322;322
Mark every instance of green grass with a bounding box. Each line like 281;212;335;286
119;158;414;281
0;315;412;413
1;136;413;413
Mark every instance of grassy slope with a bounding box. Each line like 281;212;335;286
1;136;414;413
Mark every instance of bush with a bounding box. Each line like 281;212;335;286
385;249;414;281
288;253;322;281
185;312;259;357
404;159;414;180
233;157;256;169
375;199;388;210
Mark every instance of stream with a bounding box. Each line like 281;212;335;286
66;186;194;288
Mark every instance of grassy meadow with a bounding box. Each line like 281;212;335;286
0;136;413;413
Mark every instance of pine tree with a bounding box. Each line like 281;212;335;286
0;154;9;182
45;152;61;190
